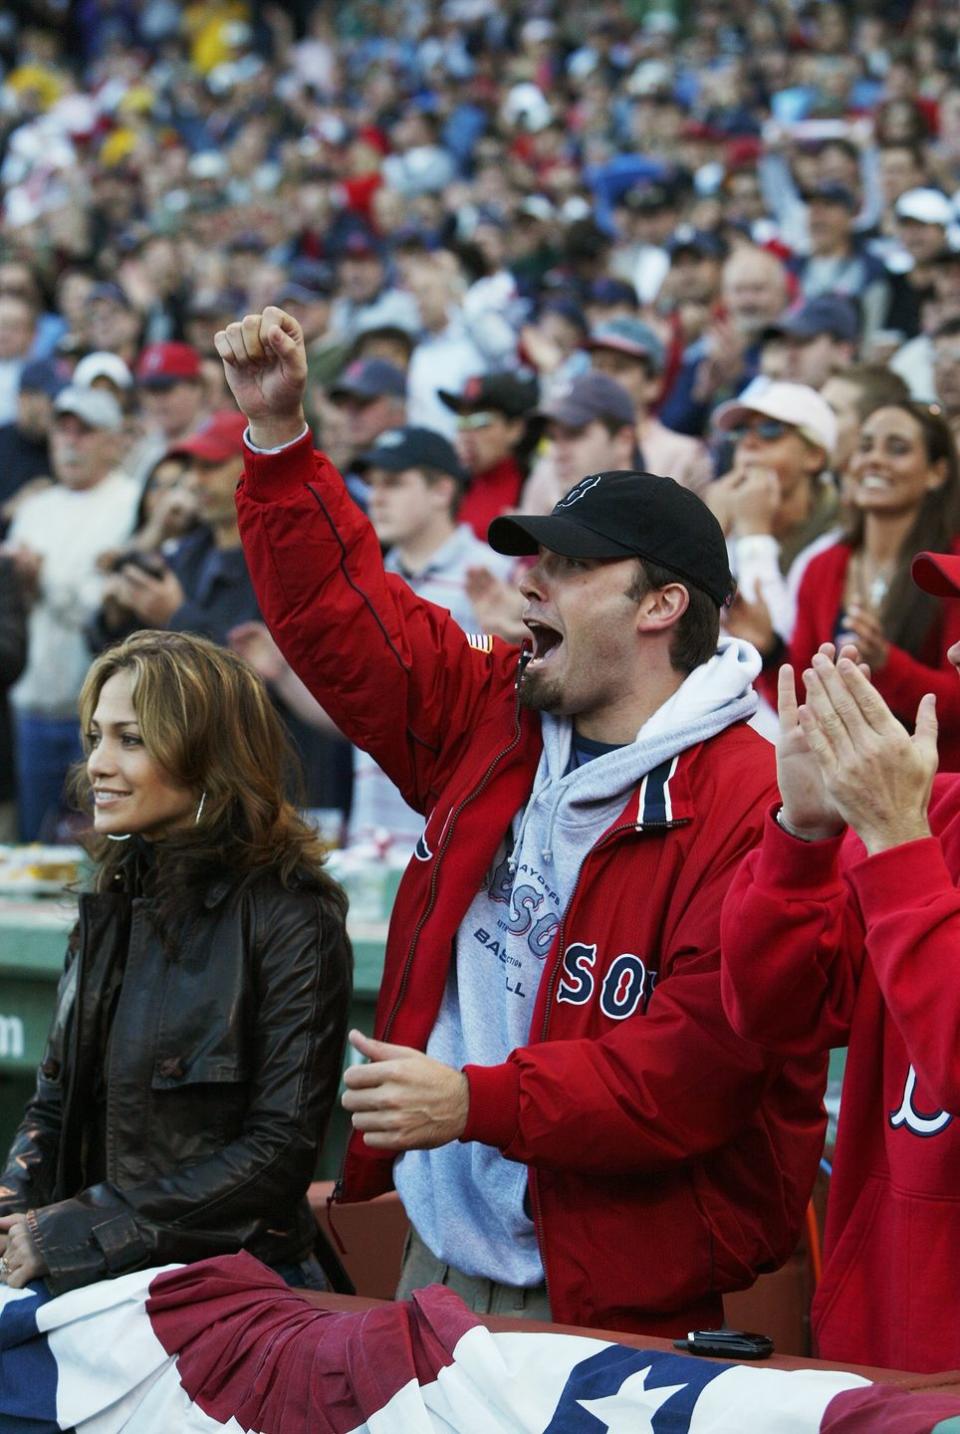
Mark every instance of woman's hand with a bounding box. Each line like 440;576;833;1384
728;463;780;537
839;603;889;670
0;1213;48;1288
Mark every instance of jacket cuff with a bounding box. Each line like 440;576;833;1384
461;1061;521;1149
752;802;847;896
848;836;953;921
32;1194;151;1294
240;425;316;502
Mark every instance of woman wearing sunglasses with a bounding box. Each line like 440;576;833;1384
706;381;841;730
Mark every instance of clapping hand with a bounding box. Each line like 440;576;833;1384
776;646;849;841
798;652;937;855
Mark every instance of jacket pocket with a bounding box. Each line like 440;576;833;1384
149;1054;251;1157
813;1175;960;1371
150;1052;250;1089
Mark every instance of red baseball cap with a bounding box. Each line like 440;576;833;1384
168;410;248;464
913;551;960;597
136;341;203;388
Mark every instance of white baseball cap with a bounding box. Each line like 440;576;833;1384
72;351;134;390
895;188;954;227
712;377;837;457
53;385;123;432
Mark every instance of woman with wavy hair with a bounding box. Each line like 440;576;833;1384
0;630;352;1294
780;401;960;768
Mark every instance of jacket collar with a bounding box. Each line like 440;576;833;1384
614;749;695;831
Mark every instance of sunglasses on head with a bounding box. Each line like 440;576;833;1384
726;418;792;444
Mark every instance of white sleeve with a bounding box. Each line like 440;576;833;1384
731;534;794;639
243;424;310;455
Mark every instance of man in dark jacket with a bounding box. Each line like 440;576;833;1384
216;306;828;1338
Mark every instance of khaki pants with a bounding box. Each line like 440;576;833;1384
396;1226;552;1321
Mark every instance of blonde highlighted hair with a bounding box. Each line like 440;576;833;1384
74;630;346;936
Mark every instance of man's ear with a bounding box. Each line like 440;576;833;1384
635;581;690;635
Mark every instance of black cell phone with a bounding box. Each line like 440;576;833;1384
113;551;166;578
673;1328;774;1360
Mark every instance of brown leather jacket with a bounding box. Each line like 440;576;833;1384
0;860;351;1293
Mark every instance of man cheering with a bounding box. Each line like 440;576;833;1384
216;307;824;1337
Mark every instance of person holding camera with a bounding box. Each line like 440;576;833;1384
101;410;260;648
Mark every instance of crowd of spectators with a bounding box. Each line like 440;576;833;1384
2;0;960;844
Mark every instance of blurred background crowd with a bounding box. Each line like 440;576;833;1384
2;0;960;850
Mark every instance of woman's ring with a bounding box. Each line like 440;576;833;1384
0;1256;10;1282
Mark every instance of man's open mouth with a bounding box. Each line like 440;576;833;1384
524;620;564;668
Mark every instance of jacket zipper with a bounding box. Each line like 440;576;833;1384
333;663;529;1205
381;684;528;1042
56;902;88;1194
529;814;686;1312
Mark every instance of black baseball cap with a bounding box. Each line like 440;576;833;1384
488;470;734;607
358;426;467;483
438;371;539;417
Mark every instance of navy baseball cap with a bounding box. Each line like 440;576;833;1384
538;372;636;429
330;358;406;402
666;226;726;261
89;281;134;308
358;426;467;483
767;295;859;344
20;358;67;398
489;470;734;606
588;277;640;309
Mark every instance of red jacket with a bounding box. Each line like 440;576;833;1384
458;454;526;540
237;431;827;1336
722;787;960;1372
782;540;960;771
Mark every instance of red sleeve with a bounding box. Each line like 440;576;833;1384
236;433;519;812
463;783;791;1174
719;804;864;1055
850;836;960;1112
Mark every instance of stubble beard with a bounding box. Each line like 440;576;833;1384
518;666;565;714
